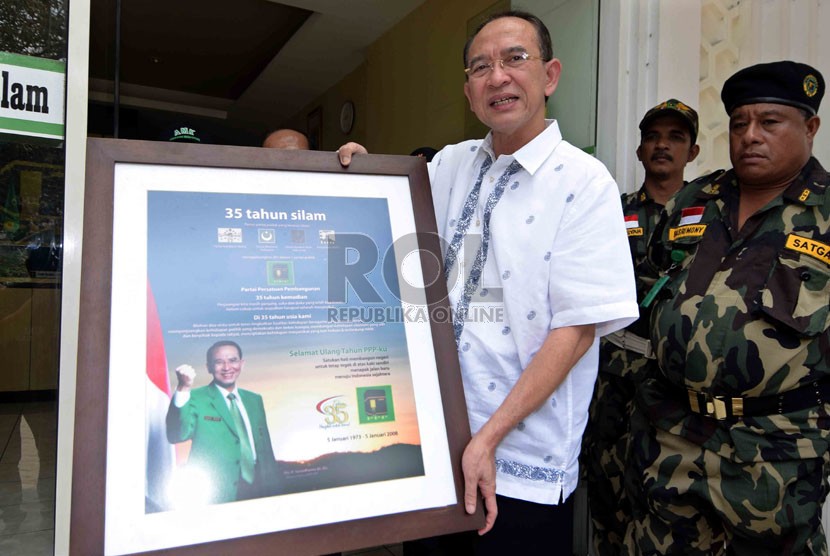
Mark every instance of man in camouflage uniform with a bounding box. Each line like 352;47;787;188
583;99;700;555
629;61;829;555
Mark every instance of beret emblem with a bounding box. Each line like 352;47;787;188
804;74;819;98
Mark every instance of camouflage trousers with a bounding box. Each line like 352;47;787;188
582;342;653;556
626;406;830;556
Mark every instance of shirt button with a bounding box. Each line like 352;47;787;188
800;271;812;282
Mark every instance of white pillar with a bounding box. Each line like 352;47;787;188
55;0;91;553
597;0;701;193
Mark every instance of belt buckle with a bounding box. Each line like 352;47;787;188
707;396;728;420
688;389;729;420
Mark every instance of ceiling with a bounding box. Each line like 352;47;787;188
88;0;425;131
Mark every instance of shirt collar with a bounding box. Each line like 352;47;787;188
694;158;828;207
478;119;563;176
693;170;731;201
635;184;658;206
213;382;237;399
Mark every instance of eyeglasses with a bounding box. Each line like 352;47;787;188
464;52;545;79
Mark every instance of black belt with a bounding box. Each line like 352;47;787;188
666;377;830;420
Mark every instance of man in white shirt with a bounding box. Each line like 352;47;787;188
338;10;637;554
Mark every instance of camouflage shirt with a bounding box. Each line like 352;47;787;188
622;185;665;339
600;186;665;379
641;157;830;462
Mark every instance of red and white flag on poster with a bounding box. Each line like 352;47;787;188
146;282;174;512
679;206;705;226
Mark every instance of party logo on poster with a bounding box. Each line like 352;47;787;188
217;227;242;243
267;261;294;285
357;386;395;424
319;229;335;245
291;229;306;244
258;228;276;244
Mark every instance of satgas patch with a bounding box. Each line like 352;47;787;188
785;234;830;265
669;224;706;241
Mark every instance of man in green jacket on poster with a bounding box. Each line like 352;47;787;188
166;340;279;505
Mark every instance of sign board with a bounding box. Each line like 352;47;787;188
0;51;66;142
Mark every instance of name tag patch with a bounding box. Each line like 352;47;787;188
204;416;222;422
669;224;707;241
627;227;644;237
785;234;830;265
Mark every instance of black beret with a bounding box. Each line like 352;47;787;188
721;61;824;115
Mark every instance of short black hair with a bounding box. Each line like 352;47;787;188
206;340;243;367
410;146;438;161
463;10;553;70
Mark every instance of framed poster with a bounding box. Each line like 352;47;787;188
71;139;481;555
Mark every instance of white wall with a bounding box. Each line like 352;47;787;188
697;0;830;174
520;0;600;151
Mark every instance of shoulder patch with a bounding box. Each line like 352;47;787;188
689;168;727;187
679;206;705;226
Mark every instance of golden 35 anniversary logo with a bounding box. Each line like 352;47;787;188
316;395;349;428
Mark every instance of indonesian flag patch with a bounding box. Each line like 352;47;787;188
624;214;639;229
679;206;705;226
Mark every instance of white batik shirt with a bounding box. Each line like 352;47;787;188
428;120;637;504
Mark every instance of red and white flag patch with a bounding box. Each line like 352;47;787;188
679;206;705;226
624;214;639;229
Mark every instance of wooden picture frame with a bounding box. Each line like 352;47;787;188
70;138;481;555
